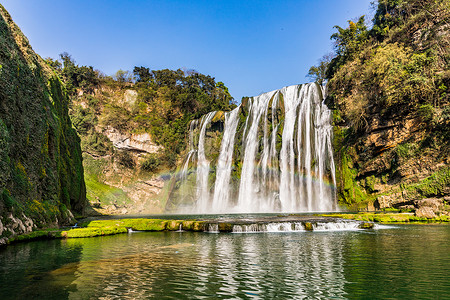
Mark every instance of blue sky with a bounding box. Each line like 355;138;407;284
2;0;374;101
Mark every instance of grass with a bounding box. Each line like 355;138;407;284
6;218;207;244
61;226;127;238
8;228;62;242
84;172;131;206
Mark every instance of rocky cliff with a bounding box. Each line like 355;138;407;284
70;84;166;215
0;5;86;245
327;0;450;216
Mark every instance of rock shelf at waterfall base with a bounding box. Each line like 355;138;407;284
5;212;450;245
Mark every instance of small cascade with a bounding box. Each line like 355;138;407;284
222;221;366;233
206;223;219;233
312;221;361;231
232;222;305;233
171;83;336;213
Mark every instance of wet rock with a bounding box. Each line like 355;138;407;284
218;223;233;232
303;222;313;231
415;207;437;219
359;222;374;229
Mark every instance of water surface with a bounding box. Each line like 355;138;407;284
0;224;448;299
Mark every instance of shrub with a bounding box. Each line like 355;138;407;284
418;104;434;123
116;151;135;169
141;153;161;172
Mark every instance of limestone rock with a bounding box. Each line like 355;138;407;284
374;193;403;209
123;89;137;107
104;127;161;153
415;206;437;219
414;198;444;211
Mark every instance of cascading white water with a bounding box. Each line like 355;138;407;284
180;119;198;179
176;83;336;213
195;111;216;212
237;91;276;212
211;106;240;211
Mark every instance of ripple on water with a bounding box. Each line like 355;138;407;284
1;226;449;299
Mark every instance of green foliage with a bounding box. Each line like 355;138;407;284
141;153;161;172
62;226;127;238
82;131;113;156
406;167;450;198
133;66;153;82
327;16;369;77
114;69;133;83
364;175;376;193
84;173;130;206
100;103;132;131
115;151;135;169
8;228;62;243
57;52;99;94
338;148;367;203
418;104;434;123
371;0;406;39
1;189;15;208
395;143;417;159
307;54;333;85
329;43;439;130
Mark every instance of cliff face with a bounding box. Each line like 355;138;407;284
0;5;86;244
328;1;450;215
70;84;166;215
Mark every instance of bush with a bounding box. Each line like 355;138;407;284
395;143;417;159
116;151;135;169
141;154;161;172
418;104;434;123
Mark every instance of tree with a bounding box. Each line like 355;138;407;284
331;16;368;57
114;69;133;83
45;57;62;71
371;0;406;39
326;16;369;78
57;52;98;93
133;66;153;82
307;54;334;85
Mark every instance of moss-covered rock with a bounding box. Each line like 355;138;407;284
0;5;86;244
303;222;313;231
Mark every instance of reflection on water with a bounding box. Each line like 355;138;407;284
0;225;449;299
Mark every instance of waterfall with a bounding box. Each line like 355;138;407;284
180;119;198;180
195;111;216;213
211;106;240;212
172;83;336;213
237;91;276;212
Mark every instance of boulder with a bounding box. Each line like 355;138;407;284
414;198;444;211
415;206;437;219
